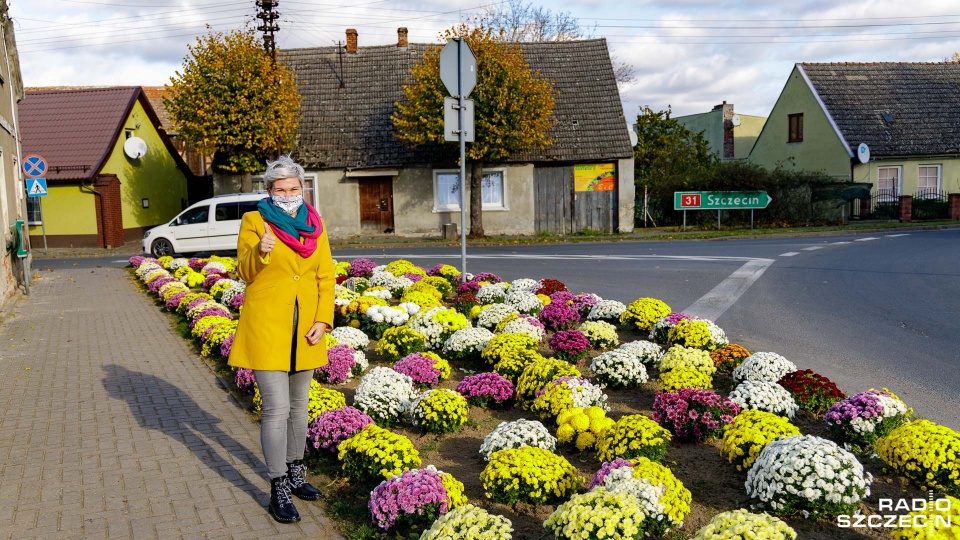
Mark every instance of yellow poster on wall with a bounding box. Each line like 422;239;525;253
574;163;616;192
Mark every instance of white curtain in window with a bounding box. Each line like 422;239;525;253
436;173;460;208
482;172;503;206
918;166;939;196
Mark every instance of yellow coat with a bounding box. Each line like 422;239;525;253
228;210;335;372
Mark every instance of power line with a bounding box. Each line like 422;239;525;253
592;20;960;30
18;14;251;45
13;5;251;35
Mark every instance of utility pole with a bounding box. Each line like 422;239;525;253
256;0;279;62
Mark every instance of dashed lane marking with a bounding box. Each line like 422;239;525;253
801;246;823;251
780;252;799;257
855;237;879;242
886;234;910;237
831;241;851;245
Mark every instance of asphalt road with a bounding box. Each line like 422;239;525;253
40;229;959;429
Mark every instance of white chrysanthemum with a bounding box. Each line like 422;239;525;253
442;327;495;359
729;381;799;418
508;278;541;293
746;435;871;512
579;320;620;350
361;287;392;300
136;261;164;279
334;284;360;301
617;340;665;367
369;271;414;296
406;306;466;349
479;419;556;461
166;258;190;270
733;352;797;383
500;317;545;342
353;367;419;423
397;302;421;317
503;289;543;315
562;378;610;411
330;326;370;351
476;282;510;304
587;299;627;322
600;467;668;523
201;261;227;275
701;319;730;347
590;349;649;387
476;304;520;331
364;305;410;326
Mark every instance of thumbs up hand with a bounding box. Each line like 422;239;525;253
259;227;276;256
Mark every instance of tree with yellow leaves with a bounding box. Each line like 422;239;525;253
392;24;556;237
165;29;300;176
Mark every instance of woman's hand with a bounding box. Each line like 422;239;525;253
259;228;276;256
305;322;328;346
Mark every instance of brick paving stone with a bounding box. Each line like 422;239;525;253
0;266;345;538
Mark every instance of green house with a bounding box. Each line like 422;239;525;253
750;63;960;202
674;102;766;160
20;87;193;248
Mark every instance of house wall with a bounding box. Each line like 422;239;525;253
313;169;359;236
28;184;97;237
735;115;766;160
854;158;960;196
749;66;852;178
101;99;189;236
617;157;635;233
0;12;25;312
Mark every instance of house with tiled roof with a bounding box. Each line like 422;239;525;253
20;86;192;248
142;86;213;181
749;62;960;218
278;29;635;236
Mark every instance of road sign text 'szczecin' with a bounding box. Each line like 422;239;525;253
674;191;772;210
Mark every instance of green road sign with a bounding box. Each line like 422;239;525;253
674;191;772;210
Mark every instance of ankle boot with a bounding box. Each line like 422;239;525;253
268;475;301;523
287;460;322;501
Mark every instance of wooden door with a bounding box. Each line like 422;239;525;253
358;177;395;233
534;166;572;235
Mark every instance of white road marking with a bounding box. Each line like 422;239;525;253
334;253;763;262
831;241;851;245
886;234;910;237
855;237;879;242
801;246;823;251
683;259;776;321
780;252;799;257
111;260;128;263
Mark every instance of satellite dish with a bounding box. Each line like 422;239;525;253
124;137;148;159
628;127;638;147
857;142;870;164
731;114;741;127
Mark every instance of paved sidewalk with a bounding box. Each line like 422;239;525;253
0;266;344;539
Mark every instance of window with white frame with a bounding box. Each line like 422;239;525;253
26;197;42;224
877;166;901;202
433;169;506;211
917;165;941;198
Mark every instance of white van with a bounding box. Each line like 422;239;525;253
142;192;266;257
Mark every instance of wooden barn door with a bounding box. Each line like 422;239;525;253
358;177;395;233
534;166;572;235
574;189;616;233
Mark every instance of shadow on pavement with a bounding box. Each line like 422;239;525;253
101;364;267;506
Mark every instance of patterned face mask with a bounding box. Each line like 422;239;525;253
272;194;303;214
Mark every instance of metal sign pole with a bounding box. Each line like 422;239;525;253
457;38;468;279
683;210;686;232
751;209;754;230
717;210;721;231
39;198;48;253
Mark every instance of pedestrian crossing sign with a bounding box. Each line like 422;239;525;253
27;178;48;197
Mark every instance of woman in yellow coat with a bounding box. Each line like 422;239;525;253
228;155;335;524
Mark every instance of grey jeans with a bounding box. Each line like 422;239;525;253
253;369;313;479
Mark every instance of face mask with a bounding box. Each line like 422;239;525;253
272;194;303;214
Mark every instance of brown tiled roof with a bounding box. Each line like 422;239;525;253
281;39;633;169
20;87;140;181
19;86;192;182
799;62;960;156
142;86;175;134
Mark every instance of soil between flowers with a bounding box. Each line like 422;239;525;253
308;326;922;540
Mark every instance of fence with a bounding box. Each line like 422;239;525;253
911;190;950;221
852;189;900;220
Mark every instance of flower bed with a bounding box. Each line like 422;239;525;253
128;255;944;539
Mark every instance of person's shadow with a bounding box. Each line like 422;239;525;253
102;364;267;505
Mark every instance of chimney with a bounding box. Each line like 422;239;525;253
721;101;735;160
397;27;408;48
346;29;358;54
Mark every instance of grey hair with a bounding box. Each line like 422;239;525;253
263;154;305;191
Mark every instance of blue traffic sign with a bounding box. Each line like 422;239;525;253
27;178;48;197
23;154;48;178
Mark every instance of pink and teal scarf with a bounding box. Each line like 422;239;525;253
257;197;323;258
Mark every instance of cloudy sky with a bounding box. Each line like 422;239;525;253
10;0;960;122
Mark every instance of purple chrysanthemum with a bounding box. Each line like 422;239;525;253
393;353;445;387
404;272;424;283
189;306;232;328
306;406;374;453
128;255;147;267
315;345;359;384
166;291;188;311
368;468;450;530
539;302;581;332
651;388;740;443
548;329;591;362
455;372;514;408
148;275;176;293
349;258;377;278
220;334;235;359
588;458;635;490
234;367;255;394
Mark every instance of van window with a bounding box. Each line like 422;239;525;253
215;200;262;221
239;200;260;217
178;206;209;225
